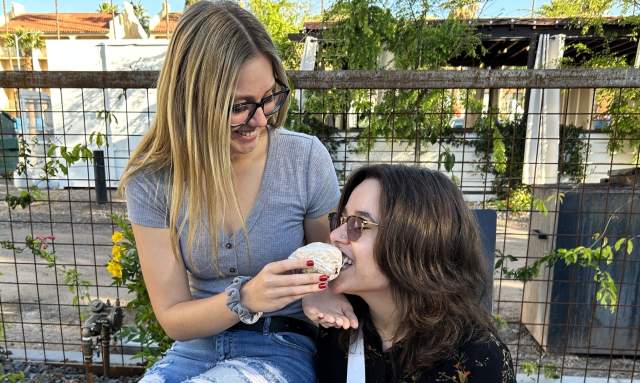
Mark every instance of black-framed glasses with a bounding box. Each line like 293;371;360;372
230;79;290;128
328;212;380;242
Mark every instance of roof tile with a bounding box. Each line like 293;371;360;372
3;13;113;34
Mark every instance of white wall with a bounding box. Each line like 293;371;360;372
45;39;167;188
330;132;495;203
580;132;638;183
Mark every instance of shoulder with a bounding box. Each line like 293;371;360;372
123;166;172;207
420;333;516;383
274;127;318;144
124;166;170;190
124;168;171;195
273;128;327;157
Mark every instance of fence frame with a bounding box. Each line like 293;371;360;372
1;68;640;89
2;69;640;380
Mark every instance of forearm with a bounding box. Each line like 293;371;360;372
156;291;239;341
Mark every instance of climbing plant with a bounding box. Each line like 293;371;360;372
286;0;484;158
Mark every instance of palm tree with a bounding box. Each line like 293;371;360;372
184;0;202;9
97;1;119;14
55;0;60;39
132;1;150;33
2;30;45;70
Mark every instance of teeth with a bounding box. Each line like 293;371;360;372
341;254;353;271
235;129;257;137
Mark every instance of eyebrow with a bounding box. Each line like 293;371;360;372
234;81;277;103
344;209;378;223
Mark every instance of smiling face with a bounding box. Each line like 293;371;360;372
230;53;275;157
329;178;390;296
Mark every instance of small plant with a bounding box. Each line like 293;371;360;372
25;235;92;306
0;371;25;383
490;186;561;215
496;230;635;313
492;314;508;330
108;213;171;366
521;360;560;380
4;189;41;210
44;143;94;177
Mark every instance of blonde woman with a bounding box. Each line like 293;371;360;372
120;2;339;382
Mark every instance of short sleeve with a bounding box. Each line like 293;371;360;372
306;137;340;218
124;169;170;228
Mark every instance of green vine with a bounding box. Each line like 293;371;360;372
2;235;93;307
559;124;590;183
23;235;92;306
470;115;526;198
44;143;94;177
496;227;635;313
4;189;41;210
286;0;483;159
5;130;103;210
561;41;640;157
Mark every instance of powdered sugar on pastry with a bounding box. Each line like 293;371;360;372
289;242;343;281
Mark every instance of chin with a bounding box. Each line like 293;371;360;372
329;277;351;295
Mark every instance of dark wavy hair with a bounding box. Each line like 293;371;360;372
336;164;495;375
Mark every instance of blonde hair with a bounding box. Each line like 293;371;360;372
120;1;289;270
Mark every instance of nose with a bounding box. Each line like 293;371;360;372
247;105;268;127
329;223;348;245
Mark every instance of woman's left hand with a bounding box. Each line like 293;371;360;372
303;289;358;329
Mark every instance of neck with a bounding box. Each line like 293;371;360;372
361;289;401;344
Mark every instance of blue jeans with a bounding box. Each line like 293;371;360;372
138;318;316;383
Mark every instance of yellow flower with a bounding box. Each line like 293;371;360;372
112;231;124;243
112;245;124;261
107;259;123;279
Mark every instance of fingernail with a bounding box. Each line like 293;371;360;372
319;275;328;282
319;282;327;289
306;260;314;267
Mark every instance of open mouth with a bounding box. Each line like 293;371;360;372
341;252;353;271
232;127;258;138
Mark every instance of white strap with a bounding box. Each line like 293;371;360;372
347;328;366;383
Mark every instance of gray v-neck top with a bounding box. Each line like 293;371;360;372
125;128;340;320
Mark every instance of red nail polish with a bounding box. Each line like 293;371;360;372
319;282;328;289
306;260;314;267
319;275;329;282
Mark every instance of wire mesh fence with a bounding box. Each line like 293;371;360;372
1;69;640;381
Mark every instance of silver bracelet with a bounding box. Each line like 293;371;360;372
225;276;263;324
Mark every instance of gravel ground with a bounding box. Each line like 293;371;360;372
1;359;142;382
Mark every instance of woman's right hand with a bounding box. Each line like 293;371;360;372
303;289;358;329
241;258;328;314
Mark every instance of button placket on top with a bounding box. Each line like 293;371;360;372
221;233;239;276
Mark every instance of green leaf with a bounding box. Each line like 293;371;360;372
627;239;634;256
47;144;57;157
615;237;625;252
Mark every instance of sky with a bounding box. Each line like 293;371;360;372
9;0;565;18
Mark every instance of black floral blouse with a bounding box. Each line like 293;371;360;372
316;324;516;383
